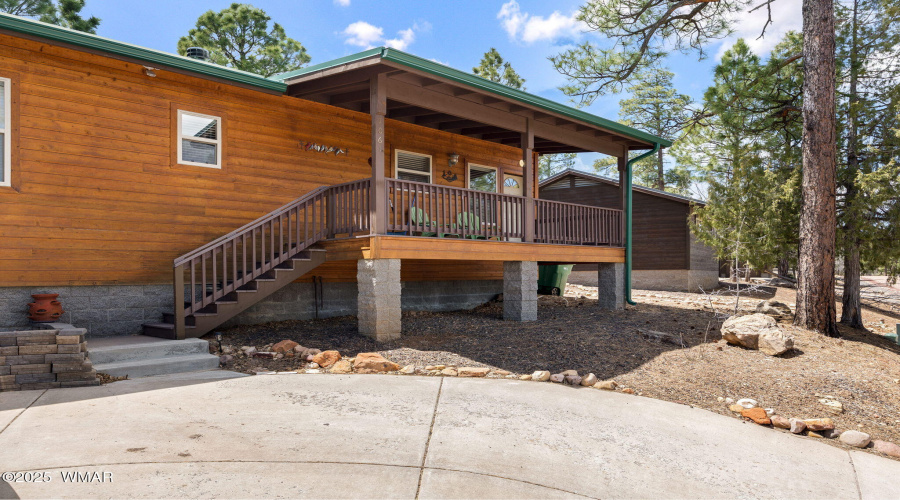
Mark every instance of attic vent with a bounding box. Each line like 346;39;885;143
185;47;210;61
574;178;601;187
542;180;569;191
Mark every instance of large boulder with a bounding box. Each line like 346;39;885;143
758;329;795;356
721;314;794;355
756;299;793;318
311;350;341;368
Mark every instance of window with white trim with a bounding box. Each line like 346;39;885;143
468;164;497;192
394;150;432;183
177;110;221;168
0;77;10;186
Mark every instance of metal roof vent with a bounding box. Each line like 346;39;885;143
185;47;210;62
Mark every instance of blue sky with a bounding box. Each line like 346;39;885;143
84;0;802;170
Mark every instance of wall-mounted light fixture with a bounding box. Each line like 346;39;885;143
448;153;460;167
143;66;159;77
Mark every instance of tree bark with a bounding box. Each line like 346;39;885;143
840;0;864;329
795;0;839;336
656;148;665;191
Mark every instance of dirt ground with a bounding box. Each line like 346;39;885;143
213;283;900;454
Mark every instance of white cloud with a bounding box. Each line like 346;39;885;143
341;21;426;51
497;0;584;44
334;0;350;6
715;0;802;59
342;21;384;48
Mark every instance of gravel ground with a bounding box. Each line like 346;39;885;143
212;283;900;456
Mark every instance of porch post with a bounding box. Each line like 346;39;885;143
522;118;535;243
370;73;387;235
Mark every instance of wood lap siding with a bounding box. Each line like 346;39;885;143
0;33;522;286
539;182;690;271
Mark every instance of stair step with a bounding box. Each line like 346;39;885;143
88;336;210;364
93;353;220;379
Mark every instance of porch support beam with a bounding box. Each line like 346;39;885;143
503;261;538;321
370;73;387;235
357;259;402;341
522;118;535;243
618;152;627;241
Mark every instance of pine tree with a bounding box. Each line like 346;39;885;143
473;48;525;89
177;3;310;77
539;153;576;179
618;67;692;190
1;0;100;33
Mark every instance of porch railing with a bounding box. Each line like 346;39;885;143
534;198;623;246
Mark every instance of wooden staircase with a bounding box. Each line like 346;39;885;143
142;178;371;340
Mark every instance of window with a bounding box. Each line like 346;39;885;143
177;110;221;168
0;77;10;186
468;164;497;192
394;150;431;183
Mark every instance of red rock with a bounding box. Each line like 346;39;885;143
272;340;299;354
622;388;635;394
804;418;835;431
311;350;341;368
741;408;772;425
872;440;900;458
352;352;400;373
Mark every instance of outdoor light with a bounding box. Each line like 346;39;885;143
143;66;158;77
215;332;223;352
448;153;460;167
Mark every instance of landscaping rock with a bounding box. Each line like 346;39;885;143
353;352;400;373
741;408;772;425
241;346;257;356
458;367;490;377
531;371;551;382
594;380;617;390
561;370;579;377
549;373;565;383
519;374;532;381
272;340;298;354
622;388;635;394
563;375;582;386
581;373;598;387
293;344;306;354
808;431;825;439
253;351;276;359
219;354;233;367
756;299;793;318
839;430;871;448
721;314;775;349
400;365;416;375
737;398;758;409
770;415;790;429
426;365;445;371
308;363;320;369
329;360;352;374
440;367;458;377
872;440;900;458
491;369;510;376
729;404;745;413
817;396;844;415
804;418;835;431
790;418;807;434
758;329;794;356
312;350;341;368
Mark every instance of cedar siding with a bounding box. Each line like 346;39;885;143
0;33;524;286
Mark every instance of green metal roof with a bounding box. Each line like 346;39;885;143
0;12;287;92
273;47;672;148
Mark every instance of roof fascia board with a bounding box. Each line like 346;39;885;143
0;13;285;93
277;49;384;84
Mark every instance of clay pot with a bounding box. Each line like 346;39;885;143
28;293;64;322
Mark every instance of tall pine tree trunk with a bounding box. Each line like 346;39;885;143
840;0;864;329
795;0;839;336
657;149;665;190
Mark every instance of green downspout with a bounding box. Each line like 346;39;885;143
625;143;661;305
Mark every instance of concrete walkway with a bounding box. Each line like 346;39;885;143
1;371;898;499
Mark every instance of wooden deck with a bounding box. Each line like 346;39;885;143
321;235;625;263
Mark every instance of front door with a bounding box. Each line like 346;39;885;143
502;175;523;240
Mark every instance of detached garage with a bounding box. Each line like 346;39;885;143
539;169;719;292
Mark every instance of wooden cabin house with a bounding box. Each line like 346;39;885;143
0;14;670;341
540;170;718;292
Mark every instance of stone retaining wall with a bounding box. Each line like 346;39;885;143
0;326;98;392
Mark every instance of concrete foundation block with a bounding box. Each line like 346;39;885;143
357;259;402;342
597;262;625;310
503;261;538;321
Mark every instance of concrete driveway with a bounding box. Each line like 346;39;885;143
1;371;898;499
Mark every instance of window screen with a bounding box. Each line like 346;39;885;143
178;110;221;168
395;151;431;183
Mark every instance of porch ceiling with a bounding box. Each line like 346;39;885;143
279;50;664;157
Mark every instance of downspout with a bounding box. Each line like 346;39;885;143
625;143;661;305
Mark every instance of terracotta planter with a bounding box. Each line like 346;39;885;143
28;293;64;322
